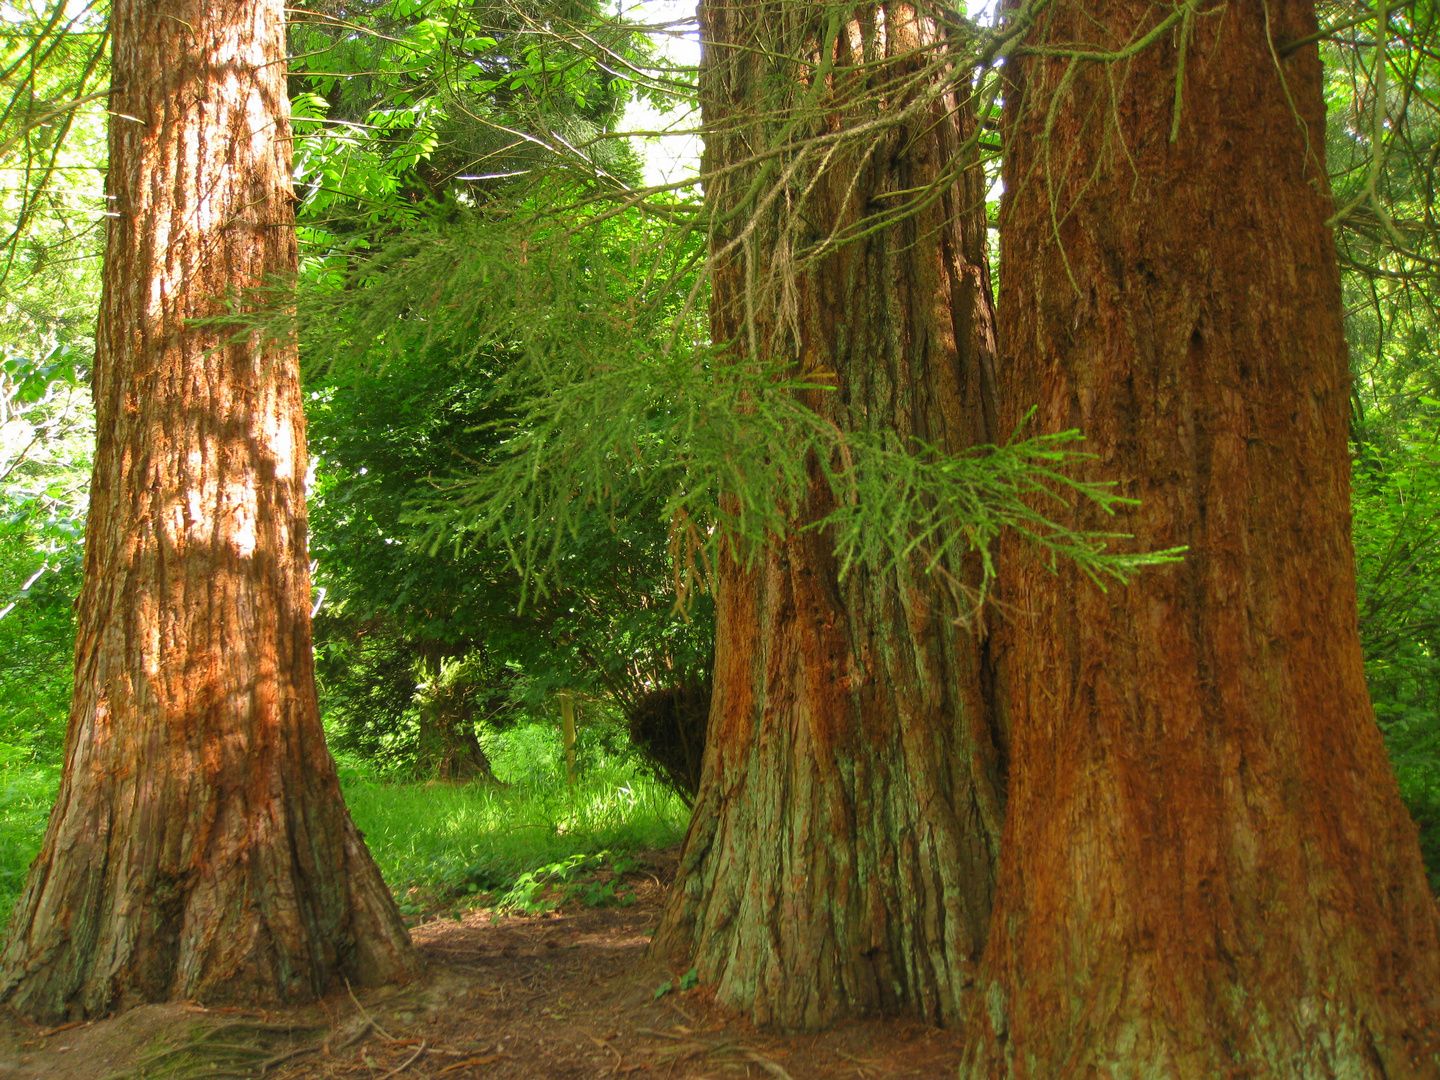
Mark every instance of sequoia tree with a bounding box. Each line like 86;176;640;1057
960;0;1440;1074
651;0;1006;1028
0;0;420;1019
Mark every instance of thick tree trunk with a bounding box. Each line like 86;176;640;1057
651;0;1004;1030
415;646;500;783
961;1;1440;1075
0;0;420;1021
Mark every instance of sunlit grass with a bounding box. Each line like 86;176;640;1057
0;722;688;931
0;765;58;923
341;737;689;915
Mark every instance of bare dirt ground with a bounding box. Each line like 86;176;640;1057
0;850;964;1080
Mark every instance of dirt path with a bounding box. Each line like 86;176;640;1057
0;851;963;1079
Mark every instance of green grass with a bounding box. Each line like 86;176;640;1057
0;722;688;932
340;723;689;918
0;765;59;922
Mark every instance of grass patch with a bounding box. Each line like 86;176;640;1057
0;722;687;933
341;725;688;921
0;765;58;922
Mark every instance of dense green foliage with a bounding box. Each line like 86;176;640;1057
306;321;716;773
0;0;107;315
0;765;54;919
1353;441;1440;889
281;0;720;789
1321;10;1440;888
1;0;105;775
0;376;87;762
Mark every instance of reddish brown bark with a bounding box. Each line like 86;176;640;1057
961;1;1440;1075
0;0;420;1020
651;0;1004;1029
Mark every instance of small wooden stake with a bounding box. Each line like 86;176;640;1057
560;691;577;787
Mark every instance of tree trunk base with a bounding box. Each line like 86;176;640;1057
652;548;1002;1031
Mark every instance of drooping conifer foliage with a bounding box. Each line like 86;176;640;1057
282;0;1181;1032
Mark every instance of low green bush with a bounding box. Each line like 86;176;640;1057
1379;705;1440;894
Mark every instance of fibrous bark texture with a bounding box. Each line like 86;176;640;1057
0;0;420;1021
651;0;1004;1030
961;1;1440;1075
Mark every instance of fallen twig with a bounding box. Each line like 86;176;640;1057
257;1040;323;1075
345;978;397;1042
663;997;697;1025
746;1050;796;1080
376;1040;426;1079
590;1033;624;1076
331;1017;376;1052
437;1054;507;1074
38;1020;84;1038
101;1021;322;1080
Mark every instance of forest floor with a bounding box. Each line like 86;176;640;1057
0;848;964;1080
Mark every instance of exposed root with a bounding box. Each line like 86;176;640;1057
344;978;396;1041
589;1033;624;1076
636;1026;795;1077
375;1040;425;1079
746;1050;797;1080
101;1020;326;1080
